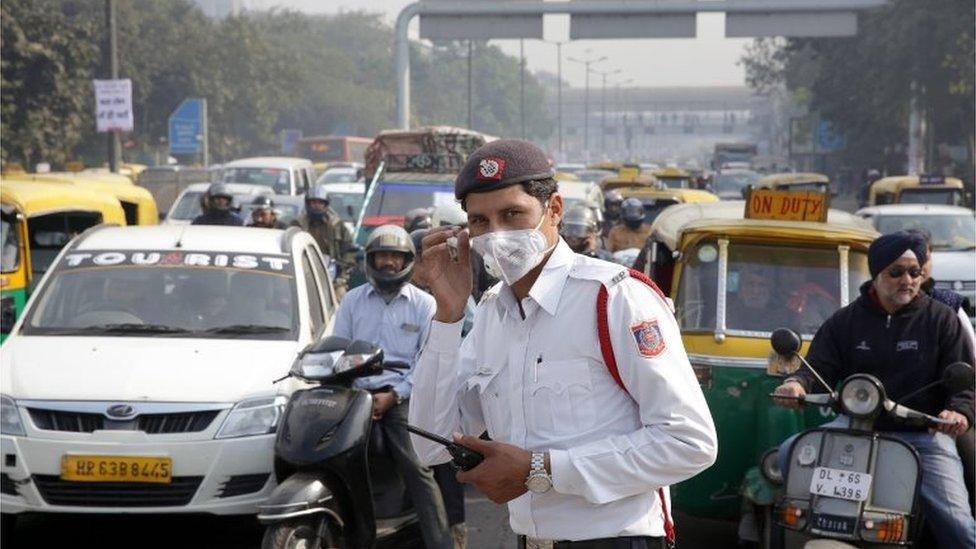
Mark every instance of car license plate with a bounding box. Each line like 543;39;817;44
60;455;172;484
809;466;871;501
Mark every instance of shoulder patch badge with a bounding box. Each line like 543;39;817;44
610;270;628;286
631;319;667;358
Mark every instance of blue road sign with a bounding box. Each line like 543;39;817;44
168;99;204;155
816;120;846;153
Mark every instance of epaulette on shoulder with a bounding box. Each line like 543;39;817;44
569;255;629;287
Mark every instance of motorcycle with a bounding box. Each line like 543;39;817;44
756;327;973;549
257;336;421;549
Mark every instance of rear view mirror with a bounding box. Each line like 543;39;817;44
770;328;801;357
943;362;975;394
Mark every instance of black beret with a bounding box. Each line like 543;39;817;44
868;230;928;278
455;139;554;201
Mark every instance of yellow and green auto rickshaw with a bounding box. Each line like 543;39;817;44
651;166;694;189
31;172;159;225
642;189;878;524
0;202;30;343
0;179;127;340
868;174;967;206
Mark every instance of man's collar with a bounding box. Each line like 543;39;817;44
366;282;409;301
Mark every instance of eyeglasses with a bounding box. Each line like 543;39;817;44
885;265;923;279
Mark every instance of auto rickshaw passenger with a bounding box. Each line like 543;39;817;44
726;264;790;331
606;197;651;252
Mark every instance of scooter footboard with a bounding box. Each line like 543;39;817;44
257;471;343;526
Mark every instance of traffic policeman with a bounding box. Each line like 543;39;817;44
409;139;717;548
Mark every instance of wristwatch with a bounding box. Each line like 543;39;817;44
525;452;552;494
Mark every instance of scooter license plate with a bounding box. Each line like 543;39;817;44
809;467;871;502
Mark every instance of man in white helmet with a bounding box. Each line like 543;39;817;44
332;224;452;549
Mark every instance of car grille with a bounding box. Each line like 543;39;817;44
27;409;220;434
217;473;270;498
32;475;203;507
1;473;18;495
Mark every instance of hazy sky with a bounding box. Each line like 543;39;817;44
246;0;751;88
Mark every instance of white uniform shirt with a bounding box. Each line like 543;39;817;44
409;240;717;541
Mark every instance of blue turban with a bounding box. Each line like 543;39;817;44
868;231;928;279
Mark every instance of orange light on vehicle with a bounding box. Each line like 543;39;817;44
781;504;803;527
864;517;907;542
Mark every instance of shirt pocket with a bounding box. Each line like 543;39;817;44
465;366;508;438
384;320;422;358
529;359;596;439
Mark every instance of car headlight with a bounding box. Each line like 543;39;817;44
839;374;885;419
215;396;287;439
1;395;25;436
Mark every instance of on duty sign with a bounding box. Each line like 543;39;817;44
744;188;829;223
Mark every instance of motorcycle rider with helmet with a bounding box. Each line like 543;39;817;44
293;184;354;296
601;189;624;240
191;183;244;226
560;205;612;260
332;224;452;549
246;195;287;229
606;197;651;252
404;207;434;233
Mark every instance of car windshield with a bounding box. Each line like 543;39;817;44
1;213;19;273
22;250;298;339
873;214;976;251
676;241;870;336
168;191;204;221
222;167;291;193
713;171;760;194
328;191;365;223
318;170;359;184
898;188;963;206
363;182;455;220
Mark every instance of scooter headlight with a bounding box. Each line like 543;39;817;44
215;396;287;439
760;448;783;485
334;353;375;374
839;375;885;419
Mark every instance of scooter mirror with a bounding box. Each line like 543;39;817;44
943;362;975;394
770;328;802;356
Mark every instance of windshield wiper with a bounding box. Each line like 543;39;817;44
202;324;291;334
56;323;191;335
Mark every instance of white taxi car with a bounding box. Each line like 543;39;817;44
0;225;336;525
856;203;975;322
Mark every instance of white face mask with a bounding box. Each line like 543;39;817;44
469;202;556;286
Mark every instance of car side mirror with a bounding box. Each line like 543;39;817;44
943;362;975;394
770;328;802;357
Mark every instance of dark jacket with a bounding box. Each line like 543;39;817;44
794;281;975;431
191;211;244;226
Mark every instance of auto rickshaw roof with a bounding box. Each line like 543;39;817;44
17;173;157;212
651;167;691;178
600;175;659;190
871;175;965;194
757;172;829;186
619;186;719;204
554;171;580;182
587;161;622;171
0;177;127;221
651;200;877;251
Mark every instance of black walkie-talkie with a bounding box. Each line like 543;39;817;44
406;424;484;471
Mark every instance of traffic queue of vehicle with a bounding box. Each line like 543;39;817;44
0;130;974;549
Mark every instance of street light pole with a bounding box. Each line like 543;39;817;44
467;40;473;129
105;0;121;172
567;53;606;158
519;39;526;139
592;68;620;158
543;40;567;156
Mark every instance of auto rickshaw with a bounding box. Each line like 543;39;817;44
757;172;831;194
586;160;622;172
642;189;878;525
0;203;30;343
0;178;127;294
25;172;158;225
602;174;719;224
650;166;694;189
868;174;966;206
